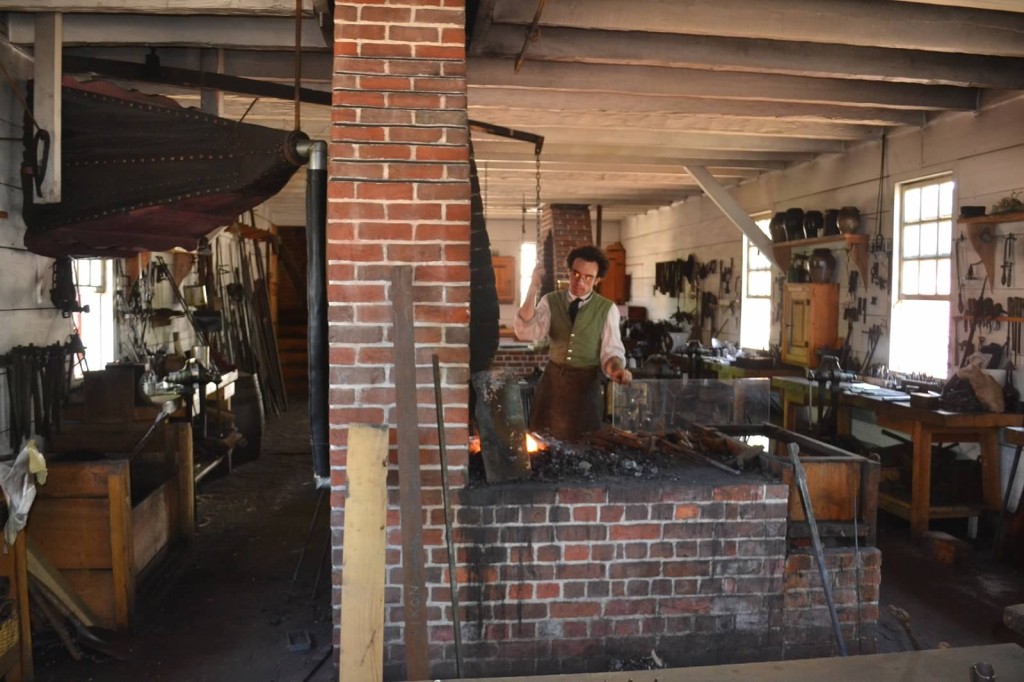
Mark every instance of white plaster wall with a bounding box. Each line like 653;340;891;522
620;93;1024;367
0;44;70;353
486;211;621;328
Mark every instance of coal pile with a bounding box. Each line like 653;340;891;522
527;440;685;482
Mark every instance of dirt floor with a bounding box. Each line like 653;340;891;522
27;401;1024;680
32;400;335;682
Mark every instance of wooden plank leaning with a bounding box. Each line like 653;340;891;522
392;265;431;680
339;424;389;682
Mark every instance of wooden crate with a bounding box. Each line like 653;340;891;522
28;421;194;629
719;424;879;545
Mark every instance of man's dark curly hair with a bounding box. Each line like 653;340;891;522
565;244;610;278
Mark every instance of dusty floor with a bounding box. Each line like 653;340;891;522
33;400;335;682
28;401;1024;680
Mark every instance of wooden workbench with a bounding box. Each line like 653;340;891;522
459;643;1024;681
771;375;855;431
838;392;1024;536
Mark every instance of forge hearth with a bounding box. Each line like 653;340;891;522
382;428;881;680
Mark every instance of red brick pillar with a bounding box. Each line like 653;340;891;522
543;204;593;282
331;2;470;677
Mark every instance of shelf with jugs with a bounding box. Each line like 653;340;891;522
769;207;869;284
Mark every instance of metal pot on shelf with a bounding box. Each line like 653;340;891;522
838;206;861;234
808;248;837;283
804;210;824;239
769;212;787;242
785;208;805;240
823;209;840;236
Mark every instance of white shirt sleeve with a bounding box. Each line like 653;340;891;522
600;303;626;374
513;295;551;342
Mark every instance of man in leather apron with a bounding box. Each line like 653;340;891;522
513;244;632;441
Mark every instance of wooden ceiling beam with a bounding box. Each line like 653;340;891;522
469;89;926;127
6;13;327;49
0;1;311;15
467;59;978;111
491;0;1024;58
475;24;1024;90
470;141;812;166
474;111;887;142
893;0;1024;12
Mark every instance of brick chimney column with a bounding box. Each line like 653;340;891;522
541;204;594;281
330;3;470;676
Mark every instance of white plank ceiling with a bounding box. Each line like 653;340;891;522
2;0;1024;223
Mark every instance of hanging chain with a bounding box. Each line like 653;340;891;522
483;161;488;214
534;149;542;242
521;193;527;241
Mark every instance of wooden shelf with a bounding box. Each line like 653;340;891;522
954;315;1024;323
956;212;1024;285
957;210;1024;225
771;233;868;283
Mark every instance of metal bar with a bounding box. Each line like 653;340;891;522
514;0;548;73
467;118;544;155
432;354;463;678
392;265;431;680
62;55;331;105
788;442;848;656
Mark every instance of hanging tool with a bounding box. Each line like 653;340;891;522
861;324;884;374
955;234;965;314
1002;234;1016;287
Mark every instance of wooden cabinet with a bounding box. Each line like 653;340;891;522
492;255;515;304
782;283;839;368
597;242;627;304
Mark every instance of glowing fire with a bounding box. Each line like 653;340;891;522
468;433;545;456
526;432;546;454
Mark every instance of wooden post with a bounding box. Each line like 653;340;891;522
107;469;134;627
175;421;196;544
391;266;431;680
339;424;389;682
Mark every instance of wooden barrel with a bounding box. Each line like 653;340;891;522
233;372;264;463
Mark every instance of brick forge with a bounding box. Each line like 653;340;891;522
380;475;879;679
327;4;879;679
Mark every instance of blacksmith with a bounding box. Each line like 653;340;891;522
514;244;632;441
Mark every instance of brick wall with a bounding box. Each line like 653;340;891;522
544;204;593;277
491;347;548;376
375;478;879;679
329;0;471;668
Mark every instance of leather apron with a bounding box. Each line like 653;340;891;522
530;361;603;442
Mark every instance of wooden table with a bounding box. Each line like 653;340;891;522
459;643;1024;681
702;358;803;381
838;391;1024;536
771;375;856;431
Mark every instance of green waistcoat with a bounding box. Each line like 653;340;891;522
544;291;613;368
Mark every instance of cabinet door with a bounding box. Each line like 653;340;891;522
782;283;839;368
492;256;516;304
782;285;812;366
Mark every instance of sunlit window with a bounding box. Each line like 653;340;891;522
740;216;773;350
889;176;954;378
73;258;117;377
519;242;537;306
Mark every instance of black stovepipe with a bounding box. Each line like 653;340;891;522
301;139;330;486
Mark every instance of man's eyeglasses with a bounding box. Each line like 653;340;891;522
569;269;596;284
